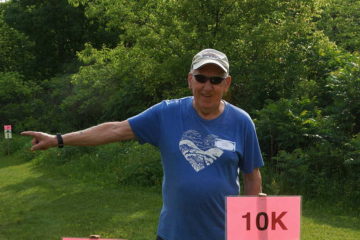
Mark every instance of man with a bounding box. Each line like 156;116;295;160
22;49;264;240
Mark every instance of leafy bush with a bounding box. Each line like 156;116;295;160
255;90;359;209
262;137;359;210
0;134;34;161
255;97;323;159
33;141;163;188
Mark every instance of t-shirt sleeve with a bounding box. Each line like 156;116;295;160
239;118;264;173
127;101;164;147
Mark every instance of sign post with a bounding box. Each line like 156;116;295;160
3;125;12;155
226;196;301;240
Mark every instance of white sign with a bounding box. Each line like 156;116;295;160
4;125;12;139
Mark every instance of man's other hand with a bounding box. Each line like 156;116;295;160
21;131;57;151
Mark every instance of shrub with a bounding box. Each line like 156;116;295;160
33;141;163;188
0;134;33;161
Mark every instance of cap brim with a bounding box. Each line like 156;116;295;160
193;59;228;73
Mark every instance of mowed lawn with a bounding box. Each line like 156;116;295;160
0;154;359;240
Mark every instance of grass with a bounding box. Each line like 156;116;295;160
0;153;161;240
0;152;359;240
302;201;360;240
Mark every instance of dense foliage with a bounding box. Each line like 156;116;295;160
1;0;359;209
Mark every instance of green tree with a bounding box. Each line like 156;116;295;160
62;0;345;127
0;72;43;131
0;3;35;76
325;53;360;135
317;0;360;53
4;0;96;78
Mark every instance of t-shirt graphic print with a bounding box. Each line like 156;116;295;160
180;129;230;172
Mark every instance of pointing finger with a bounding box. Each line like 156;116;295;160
21;131;38;137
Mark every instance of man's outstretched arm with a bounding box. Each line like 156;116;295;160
21;120;135;151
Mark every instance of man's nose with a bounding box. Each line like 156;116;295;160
203;79;213;91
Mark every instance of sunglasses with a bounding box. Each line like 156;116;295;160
193;74;226;85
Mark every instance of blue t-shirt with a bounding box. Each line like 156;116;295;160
128;96;264;240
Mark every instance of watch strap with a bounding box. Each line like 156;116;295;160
56;133;64;148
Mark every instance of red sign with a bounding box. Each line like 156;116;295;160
226;196;301;240
4;125;12;130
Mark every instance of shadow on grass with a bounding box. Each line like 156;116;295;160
0;170;162;240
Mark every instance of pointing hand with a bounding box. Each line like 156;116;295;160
21;131;57;151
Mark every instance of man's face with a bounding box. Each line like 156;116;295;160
187;64;232;115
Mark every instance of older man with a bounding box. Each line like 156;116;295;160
22;49;264;240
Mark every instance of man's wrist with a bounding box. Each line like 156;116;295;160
56;133;64;148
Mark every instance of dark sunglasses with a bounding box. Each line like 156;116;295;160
193;74;226;85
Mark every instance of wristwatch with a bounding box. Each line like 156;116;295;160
56;133;64;148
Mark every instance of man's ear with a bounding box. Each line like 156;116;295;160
224;75;232;93
187;73;193;89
